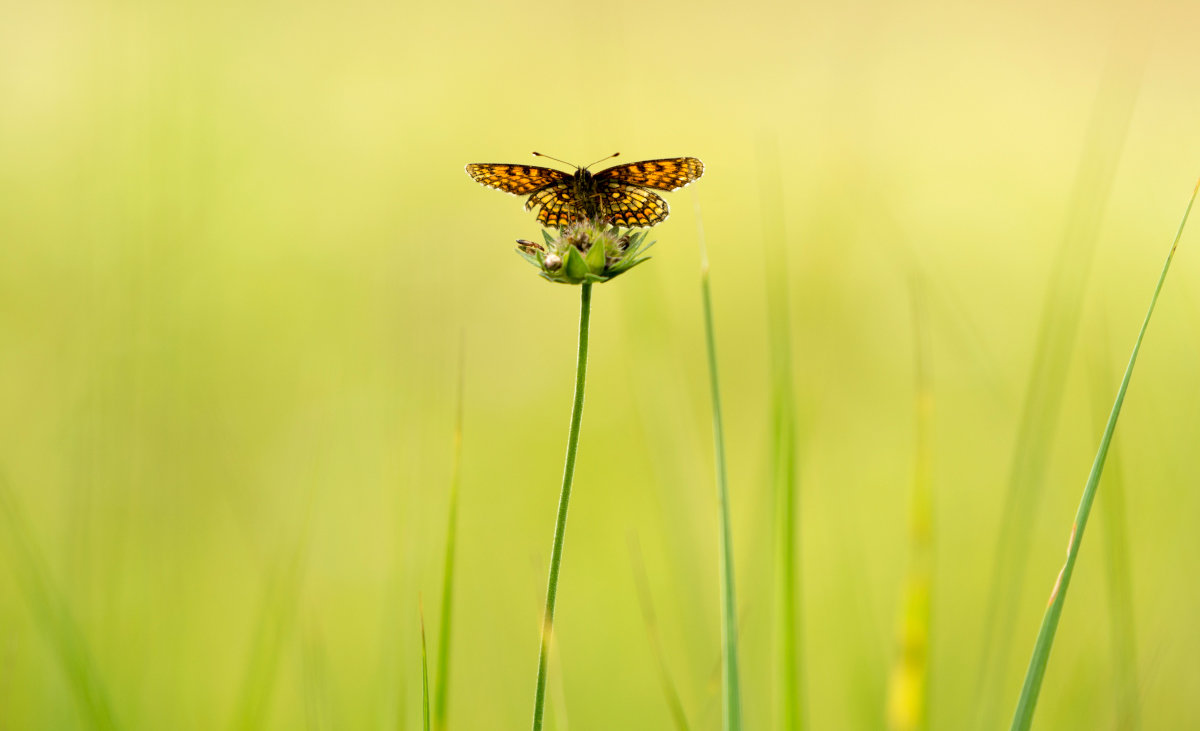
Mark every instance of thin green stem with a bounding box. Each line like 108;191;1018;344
1009;176;1199;731
531;282;592;731
433;347;465;731
700;236;743;731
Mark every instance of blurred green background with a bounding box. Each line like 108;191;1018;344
2;0;1199;728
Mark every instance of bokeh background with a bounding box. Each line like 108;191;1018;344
2;0;1199;728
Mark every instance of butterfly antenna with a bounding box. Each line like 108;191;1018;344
584;152;620;169
531;151;575;168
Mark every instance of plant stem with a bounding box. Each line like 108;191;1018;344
531;282;592;731
700;239;743;731
1008;176;1199;731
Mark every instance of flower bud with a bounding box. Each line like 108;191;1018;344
515;219;656;285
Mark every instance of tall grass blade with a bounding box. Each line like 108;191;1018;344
628;533;693;731
756;138;804;731
886;282;935;731
421;602;432;731
1009;177;1199;731
1087;323;1140;730
0;472;120;730
433;346;466;731
695;203;743;731
974;56;1143;722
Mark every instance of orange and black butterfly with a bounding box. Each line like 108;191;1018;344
465;153;704;228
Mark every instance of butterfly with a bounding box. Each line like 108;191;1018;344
465;153;704;228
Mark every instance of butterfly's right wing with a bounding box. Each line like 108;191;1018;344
465;164;569;196
594;157;704;191
600;182;670;227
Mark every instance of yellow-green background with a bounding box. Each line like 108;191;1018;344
2;0;1199;727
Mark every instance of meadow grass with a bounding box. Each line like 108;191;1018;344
697;206;744;731
1008;177;1199;730
6;1;1200;728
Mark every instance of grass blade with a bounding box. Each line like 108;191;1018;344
0;472;120;730
886;281;935;731
756;139;804;731
433;347;466;731
421;601;431;731
696;203;743;731
974;56;1143;722
1087;323;1140;730
1009;176;1199;731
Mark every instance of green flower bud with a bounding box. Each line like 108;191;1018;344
514;219;657;285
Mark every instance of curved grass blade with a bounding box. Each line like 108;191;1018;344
974;56;1144;723
696;201;743;731
1009;176;1199;731
1087;322;1140;731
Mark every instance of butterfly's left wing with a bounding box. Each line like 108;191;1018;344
601;182;670;227
595;157;704;191
465;164;569;195
528;184;584;227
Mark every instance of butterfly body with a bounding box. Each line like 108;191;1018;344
466;157;703;228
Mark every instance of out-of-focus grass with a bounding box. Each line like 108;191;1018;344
629;533;693;731
230;513;309;731
756;140;806;731
885;282;934;731
0;473;120;731
2;0;1200;729
973;52;1144;726
420;603;430;731
302;628;333;731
